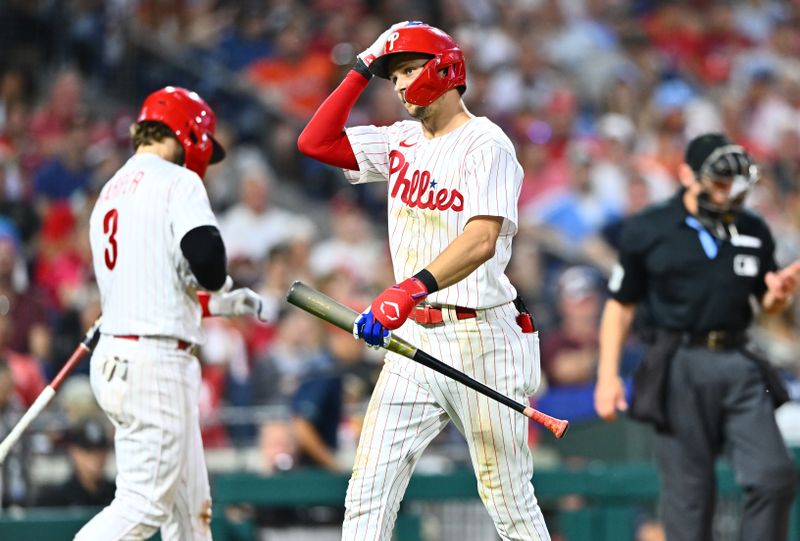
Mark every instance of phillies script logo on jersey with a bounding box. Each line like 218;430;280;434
389;150;464;211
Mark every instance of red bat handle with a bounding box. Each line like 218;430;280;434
523;407;569;439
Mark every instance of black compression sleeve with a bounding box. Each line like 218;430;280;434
413;268;439;294
180;225;227;291
352;58;373;80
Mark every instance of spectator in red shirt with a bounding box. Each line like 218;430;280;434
0;311;45;407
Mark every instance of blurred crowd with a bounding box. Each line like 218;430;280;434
1;0;800;523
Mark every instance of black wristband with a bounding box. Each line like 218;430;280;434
352;58;373;80
413;268;439;294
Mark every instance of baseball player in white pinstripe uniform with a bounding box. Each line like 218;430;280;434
77;87;265;540
299;22;550;540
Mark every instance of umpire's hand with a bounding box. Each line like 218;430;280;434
594;375;628;421
764;260;800;312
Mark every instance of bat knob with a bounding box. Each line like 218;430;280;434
285;280;304;301
552;420;569;439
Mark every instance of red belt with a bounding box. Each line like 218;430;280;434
114;335;194;351
409;305;477;325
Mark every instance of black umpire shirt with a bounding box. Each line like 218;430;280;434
35;473;116;508
609;190;777;332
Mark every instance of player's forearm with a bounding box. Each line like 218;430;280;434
425;217;502;290
291;417;340;471
297;70;369;170
597;299;635;382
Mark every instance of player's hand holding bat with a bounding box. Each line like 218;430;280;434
290;282;569;439
353;277;428;348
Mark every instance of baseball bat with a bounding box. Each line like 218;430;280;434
286;281;569;439
0;317;103;464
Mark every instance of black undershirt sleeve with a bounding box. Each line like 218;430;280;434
180;225;227;291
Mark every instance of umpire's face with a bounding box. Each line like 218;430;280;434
680;163;737;210
698;176;734;207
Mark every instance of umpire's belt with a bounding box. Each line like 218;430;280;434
409;305;477;325
114;335;195;352
683;330;746;351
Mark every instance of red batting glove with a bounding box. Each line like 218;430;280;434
371;277;429;330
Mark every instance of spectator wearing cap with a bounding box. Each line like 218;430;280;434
542;266;604;388
35;417;115;508
535;266;606;425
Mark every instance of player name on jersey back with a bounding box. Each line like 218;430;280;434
90;154;217;343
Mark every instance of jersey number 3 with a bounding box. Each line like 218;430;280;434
103;208;119;270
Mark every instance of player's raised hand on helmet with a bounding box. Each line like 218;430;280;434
357;21;417;68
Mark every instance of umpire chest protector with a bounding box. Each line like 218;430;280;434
610;190;776;333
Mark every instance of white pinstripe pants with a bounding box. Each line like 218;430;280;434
342;302;551;540
75;336;212;541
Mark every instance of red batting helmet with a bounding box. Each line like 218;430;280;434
136;86;225;178
369;23;466;107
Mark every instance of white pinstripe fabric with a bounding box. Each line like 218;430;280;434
344;118;523;309
75;336;211;541
342;304;549;540
90;154;217;344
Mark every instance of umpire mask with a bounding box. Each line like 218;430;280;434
685;134;759;239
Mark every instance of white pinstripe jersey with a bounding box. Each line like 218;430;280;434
344;117;522;308
89;153;218;343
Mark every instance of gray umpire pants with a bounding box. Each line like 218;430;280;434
656;346;797;541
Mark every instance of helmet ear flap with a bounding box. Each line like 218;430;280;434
402;47;466;106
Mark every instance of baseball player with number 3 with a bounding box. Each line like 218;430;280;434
299;22;550;540
77;87;265;540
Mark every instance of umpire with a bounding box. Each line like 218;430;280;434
594;133;800;541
